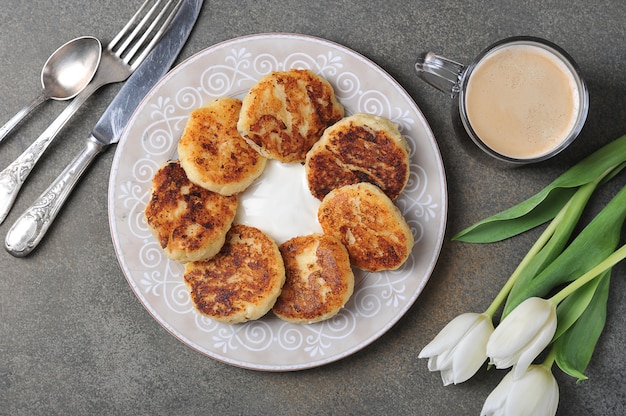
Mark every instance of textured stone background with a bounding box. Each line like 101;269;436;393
1;1;625;414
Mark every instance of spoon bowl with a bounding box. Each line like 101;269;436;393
0;36;102;144
42;36;102;100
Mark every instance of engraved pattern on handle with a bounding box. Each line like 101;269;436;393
0;80;104;224
5;137;104;256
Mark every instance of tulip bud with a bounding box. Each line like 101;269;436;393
419;313;494;385
480;365;559;416
487;297;557;379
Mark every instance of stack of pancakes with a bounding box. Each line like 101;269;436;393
144;68;414;325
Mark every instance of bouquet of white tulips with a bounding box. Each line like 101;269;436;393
419;134;626;415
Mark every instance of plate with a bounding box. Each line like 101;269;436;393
108;33;447;371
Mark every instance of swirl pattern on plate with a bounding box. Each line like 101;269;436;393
109;34;446;371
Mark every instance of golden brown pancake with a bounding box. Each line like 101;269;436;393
144;161;238;263
237;68;344;163
183;224;286;324
273;234;354;324
178;97;266;196
305;113;410;201
318;182;414;272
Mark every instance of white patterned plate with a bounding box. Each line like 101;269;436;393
108;33;447;371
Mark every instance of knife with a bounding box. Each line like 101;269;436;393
5;0;203;257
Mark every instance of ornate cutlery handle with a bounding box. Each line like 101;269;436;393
0;93;47;144
0;81;100;224
5;136;104;257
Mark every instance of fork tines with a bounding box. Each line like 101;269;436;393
107;0;184;69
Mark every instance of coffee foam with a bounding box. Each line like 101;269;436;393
464;43;580;160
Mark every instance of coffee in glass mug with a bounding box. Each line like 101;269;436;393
415;36;588;164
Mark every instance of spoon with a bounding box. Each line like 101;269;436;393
0;36;102;145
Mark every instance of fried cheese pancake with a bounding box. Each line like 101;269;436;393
318;182;414;272
305;113;410;201
183;224;286;324
178;97;266;196
273;234;354;324
237;68;344;163
144;161;238;263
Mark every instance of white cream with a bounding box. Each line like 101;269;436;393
235;160;322;244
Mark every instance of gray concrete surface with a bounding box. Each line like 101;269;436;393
1;1;625;415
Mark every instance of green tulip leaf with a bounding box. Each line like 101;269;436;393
501;181;598;318
553;270;609;340
503;183;626;314
554;270;610;382
453;134;626;243
453;187;574;243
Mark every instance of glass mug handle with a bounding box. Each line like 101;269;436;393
414;52;465;97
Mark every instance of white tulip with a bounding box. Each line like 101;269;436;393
480;365;559;416
419;312;494;386
486;297;557;379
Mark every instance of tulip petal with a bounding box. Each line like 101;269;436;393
481;366;559;416
451;316;493;384
419;313;495;386
487;298;552;358
426;356;438;372
505;366;559;416
487;298;557;372
427;349;451;372
440;367;455;386
513;315;557;379
480;371;514;416
533;374;559;416
543;376;560;415
419;313;483;358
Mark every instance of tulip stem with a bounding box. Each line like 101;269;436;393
550;244;626;305
484;199;572;318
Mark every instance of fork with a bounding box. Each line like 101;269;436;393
0;0;183;224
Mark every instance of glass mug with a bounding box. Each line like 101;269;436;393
415;36;589;164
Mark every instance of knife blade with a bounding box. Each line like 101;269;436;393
5;0;203;257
